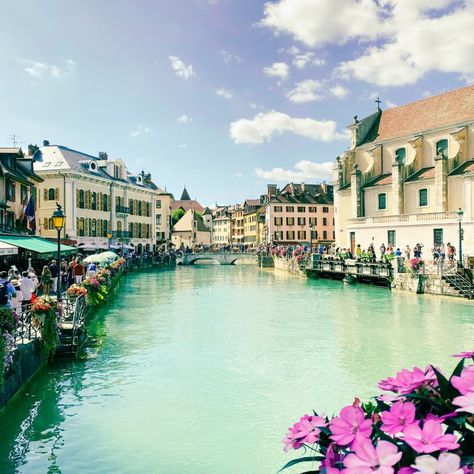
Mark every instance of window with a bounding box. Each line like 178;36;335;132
286;217;294;226
297;217;306;226
286;206;294;212
286;231;295;240
395;148;406;164
91;192;97;210
156;214;162;225
274;217;283;226
103;194;109;212
323;231;327;240
378;193;387;210
7;180;16;202
297;230;306;240
78;218;85;237
274;206;282;212
309;217;317;225
309;206;317;213
322;207;329;213
436;139;448;157
78;190;84;209
323;217;327;226
138;201;142;216
48;188;56;201
419;188;428;207
117;221;122;232
156;200;161;209
129;199;134;215
21;185;28;204
297;206;305;212
387;230;396;246
433;228;443;245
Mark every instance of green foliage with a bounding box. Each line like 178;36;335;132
40;309;59;356
171;208;185;226
0;332;5;388
0;308;15;388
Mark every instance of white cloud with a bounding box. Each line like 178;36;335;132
330;85;349;99
169;56;196;79
260;0;387;47
263;62;290;80
21;58;75;78
385;99;397;108
293;52;325;69
286;79;324;103
286;80;349;103
130;125;151;137
178;144;188;149
177;114;193;124
255;160;334;182
229;110;348;144
263;0;474;87
220;49;243;63
216;88;233;99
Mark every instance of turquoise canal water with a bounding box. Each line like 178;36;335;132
0;266;473;473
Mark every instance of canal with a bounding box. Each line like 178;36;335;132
0;266;473;473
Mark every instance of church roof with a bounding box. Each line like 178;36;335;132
356;84;474;146
180;187;191;200
202;207;212;215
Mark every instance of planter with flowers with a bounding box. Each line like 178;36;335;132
31;296;59;355
66;284;87;301
82;276;109;306
281;351;474;474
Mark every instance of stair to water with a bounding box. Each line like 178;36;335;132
442;274;474;299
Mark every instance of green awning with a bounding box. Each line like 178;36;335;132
0;236;77;255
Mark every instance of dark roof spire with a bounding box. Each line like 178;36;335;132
180;186;191;200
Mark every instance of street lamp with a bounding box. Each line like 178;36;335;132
107;232;112;250
309;223;314;253
456;208;464;271
52;203;65;302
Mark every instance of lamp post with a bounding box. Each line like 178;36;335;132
52;203;65;302
107;232;112;250
309;223;314;253
456;208;464;270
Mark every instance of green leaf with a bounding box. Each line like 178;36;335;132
461;455;474;466
279;456;324;472
431;365;451;400
451;358;465;378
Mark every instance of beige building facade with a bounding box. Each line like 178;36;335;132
212;215;231;245
335;86;474;257
33;144;171;253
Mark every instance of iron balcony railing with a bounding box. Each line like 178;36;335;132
112;231;131;238
115;205;130;214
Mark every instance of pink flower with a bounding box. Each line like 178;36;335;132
330;405;372;447
403;420;459;454
411;452;464;474
282;414;326;451
343;439;402;474
452;391;474;414
378;366;437;394
380;401;416;435
321;443;345;474
451;351;474;359
399;469;416;474
451;365;474;395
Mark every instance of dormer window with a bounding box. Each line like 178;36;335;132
89;162;98;172
136;175;143;185
436;139;448;157
395;148;406;165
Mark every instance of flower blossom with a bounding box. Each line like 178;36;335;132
403;420;459;454
343;438;402;474
330;405;372;446
378;366;437;394
282;414;326;451
380;401;416;435
451;365;474;414
451;351;474;359
321;443;345;474
411;452;464;474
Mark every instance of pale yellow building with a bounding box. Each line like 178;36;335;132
335;86;474;258
171;209;211;248
33;143;171;253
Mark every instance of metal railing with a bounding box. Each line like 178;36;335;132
115;205;130;214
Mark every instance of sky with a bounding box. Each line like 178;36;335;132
0;0;473;205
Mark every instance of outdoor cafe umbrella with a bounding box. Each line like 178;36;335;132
83;253;116;264
100;251;119;261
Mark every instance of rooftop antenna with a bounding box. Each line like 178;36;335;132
7;134;24;147
375;97;382;111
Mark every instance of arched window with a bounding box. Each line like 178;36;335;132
104;194;108;212
129;222;133;237
91;192;97;210
48;188;56;201
138;201;142;216
436;139;448;157
395;148;406;164
129;199;134;215
79;218;85;237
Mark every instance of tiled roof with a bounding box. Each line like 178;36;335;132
358;85;474;146
171;200;204;213
405;167;435;182
270;192;333;204
364;173;392;188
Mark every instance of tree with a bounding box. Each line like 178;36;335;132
171;208;185;226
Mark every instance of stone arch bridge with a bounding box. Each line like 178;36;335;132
177;252;257;265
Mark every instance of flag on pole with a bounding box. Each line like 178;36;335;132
24;195;36;232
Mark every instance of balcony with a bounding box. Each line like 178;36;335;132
115;206;130;215
112;231;131;238
348;211;459;226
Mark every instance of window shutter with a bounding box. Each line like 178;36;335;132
76;189;80;206
85;218;89;236
55;188;59;200
43;189;48;201
43;217;48;229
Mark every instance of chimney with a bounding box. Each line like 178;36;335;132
267;184;277;198
42;140;50;147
